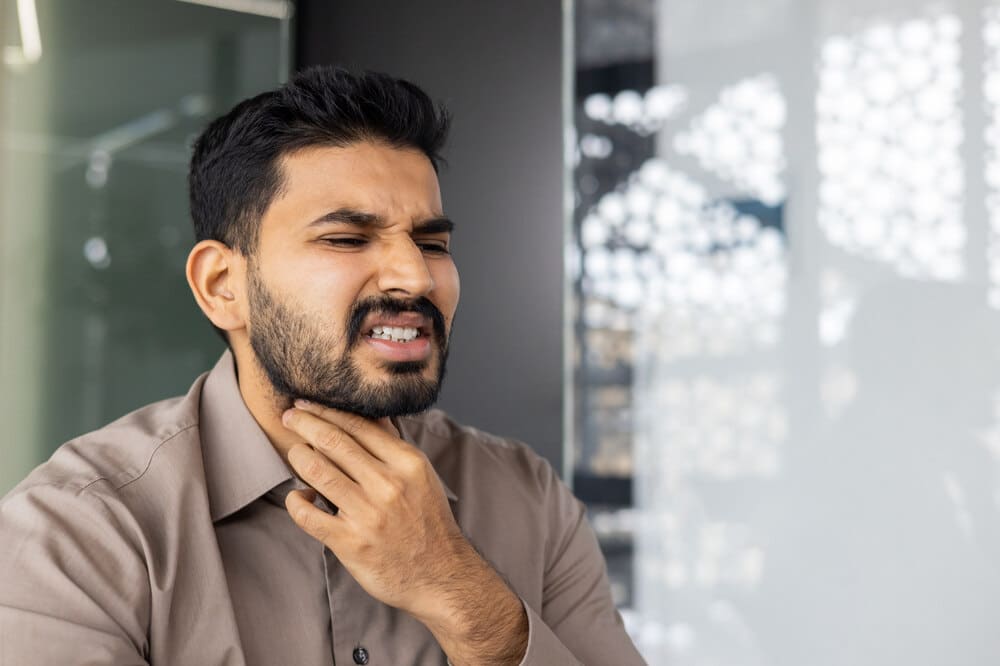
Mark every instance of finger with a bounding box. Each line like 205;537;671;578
286;488;341;543
283;409;386;486
287;443;362;515
293;400;410;462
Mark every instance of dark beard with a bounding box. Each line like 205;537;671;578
246;266;449;419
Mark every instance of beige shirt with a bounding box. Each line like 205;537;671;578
0;352;645;665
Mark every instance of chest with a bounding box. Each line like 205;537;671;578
214;500;450;666
165;492;545;666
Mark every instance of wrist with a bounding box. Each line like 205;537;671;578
413;543;492;630
413;551;528;665
430;589;528;666
407;536;484;626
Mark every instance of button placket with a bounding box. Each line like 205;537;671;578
325;546;375;666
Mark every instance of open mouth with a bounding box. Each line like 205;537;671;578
363;323;433;363
366;325;427;343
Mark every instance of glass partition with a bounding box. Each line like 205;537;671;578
570;1;1000;663
0;0;291;494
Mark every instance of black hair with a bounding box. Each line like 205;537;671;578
188;66;451;255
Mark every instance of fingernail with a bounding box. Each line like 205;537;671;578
294;399;312;409
282;408;294;425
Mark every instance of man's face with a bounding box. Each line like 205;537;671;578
245;142;460;418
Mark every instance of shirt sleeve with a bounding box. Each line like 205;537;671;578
515;463;647;666
0;484;150;665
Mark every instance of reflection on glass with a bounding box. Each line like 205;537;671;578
0;0;289;493
3;0;42;67
674;75;787;205
818;268;857;347
584;84;689;135
573;1;1000;664
816;15;965;281
985;6;1000;309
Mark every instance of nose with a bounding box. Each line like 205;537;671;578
375;237;435;298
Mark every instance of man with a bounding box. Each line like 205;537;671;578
0;67;645;665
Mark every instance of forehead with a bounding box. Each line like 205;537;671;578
266;142;444;227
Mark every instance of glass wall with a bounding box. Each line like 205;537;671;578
0;0;291;494
570;1;1000;664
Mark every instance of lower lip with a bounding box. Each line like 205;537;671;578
363;335;433;362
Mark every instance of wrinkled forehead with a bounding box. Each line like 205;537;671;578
272;141;444;219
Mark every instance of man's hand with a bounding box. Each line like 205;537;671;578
281;401;528;666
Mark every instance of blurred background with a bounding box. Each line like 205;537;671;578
3;0;1000;664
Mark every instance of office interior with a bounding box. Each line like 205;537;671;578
2;1;999;664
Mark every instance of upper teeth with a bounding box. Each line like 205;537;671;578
370;326;419;342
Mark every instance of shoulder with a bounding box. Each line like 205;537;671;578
0;373;211;606
405;408;552;468
398;409;565;501
3;372;207;506
401;410;589;593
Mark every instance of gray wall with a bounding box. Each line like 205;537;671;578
297;1;566;471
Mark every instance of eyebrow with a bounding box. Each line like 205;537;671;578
308;208;454;234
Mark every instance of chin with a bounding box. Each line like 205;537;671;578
380;359;434;376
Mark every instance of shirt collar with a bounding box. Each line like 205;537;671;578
200;351;292;523
199;351;457;523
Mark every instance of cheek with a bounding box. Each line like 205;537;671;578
271;254;370;320
433;262;460;318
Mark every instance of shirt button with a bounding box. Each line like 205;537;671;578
353;647;370;665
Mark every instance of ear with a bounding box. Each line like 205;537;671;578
186;240;247;334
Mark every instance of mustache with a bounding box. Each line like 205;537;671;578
346;295;447;344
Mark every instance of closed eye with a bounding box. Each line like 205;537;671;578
317;235;450;254
319;237;368;248
418;242;450;254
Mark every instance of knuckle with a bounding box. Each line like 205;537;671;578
300;510;327;539
295;504;313;526
401;449;427;474
304;456;327;480
318;429;344;452
343;414;365;435
320;470;343;494
381;476;405;501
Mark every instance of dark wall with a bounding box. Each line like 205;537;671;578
296;1;566;471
